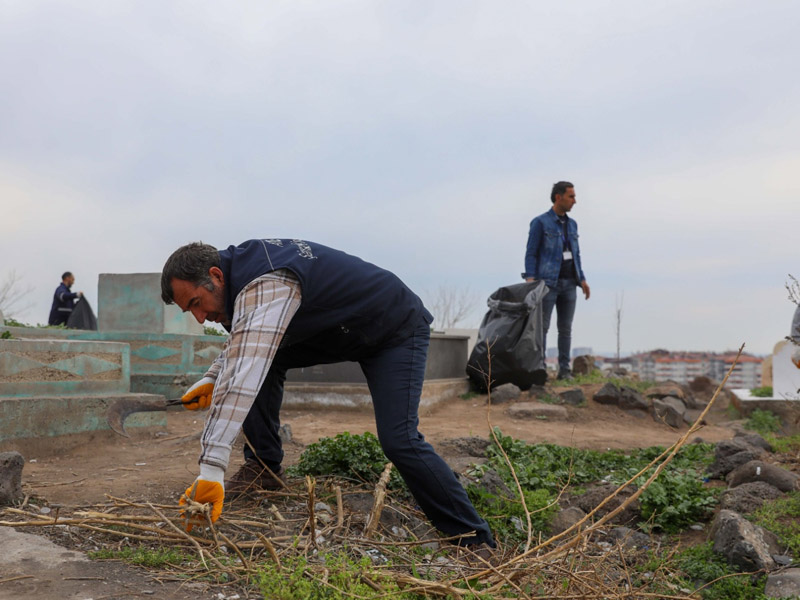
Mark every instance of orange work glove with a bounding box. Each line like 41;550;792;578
792;349;800;369
181;376;215;410
179;464;225;531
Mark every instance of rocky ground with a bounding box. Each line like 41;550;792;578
2;374;795;599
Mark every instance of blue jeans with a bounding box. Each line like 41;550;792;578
541;278;578;374
242;318;494;546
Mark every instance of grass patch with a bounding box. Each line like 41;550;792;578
751;491;800;556
749;386;773;398
549;369;655;393
674;542;767;599
744;409;781;435
459;391;479;401
89;546;191;568
767;433;800;454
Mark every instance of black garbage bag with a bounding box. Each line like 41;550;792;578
467;281;548;391
66;298;98;330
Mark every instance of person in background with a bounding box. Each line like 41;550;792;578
48;271;83;326
523;181;590;380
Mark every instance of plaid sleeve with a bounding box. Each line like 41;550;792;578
199;269;302;471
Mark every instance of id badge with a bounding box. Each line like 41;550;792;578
563;250;573;260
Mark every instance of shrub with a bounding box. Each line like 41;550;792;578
675;542;767;600
291;431;406;490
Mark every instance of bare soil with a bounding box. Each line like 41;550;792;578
1;387;739;599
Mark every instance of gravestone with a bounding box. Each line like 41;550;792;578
98;273;203;334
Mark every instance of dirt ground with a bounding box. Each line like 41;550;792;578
1;388;739;599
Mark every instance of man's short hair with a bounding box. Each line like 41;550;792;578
550;181;574;203
160;242;220;304
61;271;73;281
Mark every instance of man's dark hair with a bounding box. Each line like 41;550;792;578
61;271;73;281
550;181;574;203
160;242;220;304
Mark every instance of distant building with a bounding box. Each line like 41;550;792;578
572;346;593;358
629;350;762;388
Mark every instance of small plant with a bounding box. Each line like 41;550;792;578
674;542;767;600
256;551;425;599
749;386;773;398
538;393;562;405
3;317;29;328
203;325;226;336
751;491;800;556
745;409;781;435
291;431;406;490
767;433;800;454
0;330;11;339
459;391;479;401
89;546;190;567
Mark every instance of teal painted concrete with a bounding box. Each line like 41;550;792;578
0;394;166;441
97;273;203;334
0;339;130;397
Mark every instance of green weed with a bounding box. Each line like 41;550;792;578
749;386;773;398
751;491;800;556
291;431;406;490
459;391;479;401
745;409;782;435
674;542;767;600
767;433;800;454
89;546;190;568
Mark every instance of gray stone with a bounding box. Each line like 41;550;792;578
0;451;24;505
720;482;784;514
490;383;522;404
438;437;491;458
734;431;774;453
683;408;706;425
646;383;687;400
593;382;621;405
711;509;782;572
618;387;649;411
765;567;800;598
708;440;766;479
727;460;800;493
278;423;293;444
607;526;652;550
477;469;513;497
572;355;595;376
559;388;585;406
772;554;793;567
573;483;641;526
507;402;568;420
652;397;686;428
549;506;586;535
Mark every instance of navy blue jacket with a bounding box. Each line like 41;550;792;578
48;282;79;326
219;239;432;356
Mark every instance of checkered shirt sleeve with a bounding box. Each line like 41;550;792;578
198;269;302;471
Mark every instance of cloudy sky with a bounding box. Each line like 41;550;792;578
2;0;798;356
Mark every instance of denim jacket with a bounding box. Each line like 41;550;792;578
522;208;586;288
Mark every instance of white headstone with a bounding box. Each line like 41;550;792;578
772;340;800;400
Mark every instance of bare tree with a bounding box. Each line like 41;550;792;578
787;274;800;306
0;270;34;320
614;291;624;363
426;285;477;329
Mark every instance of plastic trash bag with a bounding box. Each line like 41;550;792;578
66;298;98;330
467;281;548;391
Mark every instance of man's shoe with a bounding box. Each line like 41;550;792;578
225;459;286;498
557;370;573;381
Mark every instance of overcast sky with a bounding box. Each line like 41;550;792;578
2;0;798;356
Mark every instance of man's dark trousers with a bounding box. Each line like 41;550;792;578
241;318;494;545
541;277;578;375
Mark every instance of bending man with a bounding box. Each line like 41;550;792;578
161;239;494;546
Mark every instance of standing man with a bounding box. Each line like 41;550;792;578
523;182;590;380
161;239;494;547
48;271;83;326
